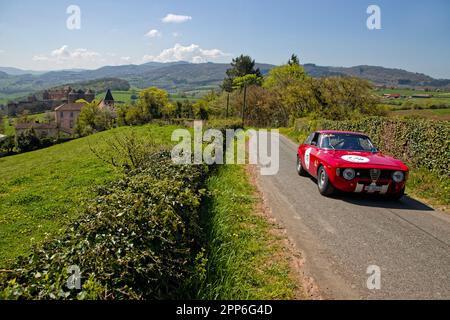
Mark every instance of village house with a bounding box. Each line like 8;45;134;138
383;93;402;99
54;102;86;134
411;94;432;99
55;89;115;134
14;89;115;137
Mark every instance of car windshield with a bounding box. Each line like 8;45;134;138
319;133;377;152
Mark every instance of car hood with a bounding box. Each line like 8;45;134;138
328;150;408;170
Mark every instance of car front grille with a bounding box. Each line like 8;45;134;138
354;169;392;180
369;169;381;181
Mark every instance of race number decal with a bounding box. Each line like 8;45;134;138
341;155;370;163
304;148;312;169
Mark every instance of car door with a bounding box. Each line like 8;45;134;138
308;132;321;177
301;132;320;176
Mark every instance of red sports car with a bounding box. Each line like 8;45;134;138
296;130;409;200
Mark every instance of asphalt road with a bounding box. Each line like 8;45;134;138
256;133;450;299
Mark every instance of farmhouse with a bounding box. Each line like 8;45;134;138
55;102;86;134
383;93;401;99
13;90;116;136
54;89;115;134
411;94;432;98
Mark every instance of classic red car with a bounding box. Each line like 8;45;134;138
296;130;409;200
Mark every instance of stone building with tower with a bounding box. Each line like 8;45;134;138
13;89;115;137
98;89;115;114
54;89;115;134
7;86;96;117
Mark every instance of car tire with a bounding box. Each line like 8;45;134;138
296;156;308;176
317;166;335;196
386;187;405;201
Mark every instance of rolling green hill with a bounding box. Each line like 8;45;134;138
0;124;178;267
1;62;449;105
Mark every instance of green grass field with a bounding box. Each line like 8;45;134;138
95;90;202;105
95;90;139;105
0;124;179;267
389;108;450;120
375;88;450;114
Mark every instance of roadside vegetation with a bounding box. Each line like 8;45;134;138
1;118;301;299
194;164;300;299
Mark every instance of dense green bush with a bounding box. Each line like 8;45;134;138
294;117;450;175
0;151;209;299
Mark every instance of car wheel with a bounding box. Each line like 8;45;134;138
317;166;335;196
296;156;308;176
386;187;405;201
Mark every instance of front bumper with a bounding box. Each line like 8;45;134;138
331;177;406;194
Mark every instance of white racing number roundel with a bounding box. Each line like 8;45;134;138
304;147;312;169
341;155;370;163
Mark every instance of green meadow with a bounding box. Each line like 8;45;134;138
0;124;179;267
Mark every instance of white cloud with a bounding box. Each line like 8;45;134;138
120;56;131;62
162;13;192;24
145;29;161;38
49;45;100;61
143;43;229;63
31;46;109;69
32;55;49;61
172;32;181;37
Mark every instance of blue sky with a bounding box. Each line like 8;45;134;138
0;0;449;78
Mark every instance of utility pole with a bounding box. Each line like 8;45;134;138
241;84;247;127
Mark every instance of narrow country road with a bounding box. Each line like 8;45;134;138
255;133;450;299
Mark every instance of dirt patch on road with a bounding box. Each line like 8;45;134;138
245;164;322;300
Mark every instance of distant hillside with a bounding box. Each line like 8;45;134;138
52;78;130;93
0;67;46;76
0;62;449;101
303;64;450;87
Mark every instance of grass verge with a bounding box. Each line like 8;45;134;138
196;164;302;299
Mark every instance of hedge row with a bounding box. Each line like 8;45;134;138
0;151;209;299
0;121;243;300
294;117;449;176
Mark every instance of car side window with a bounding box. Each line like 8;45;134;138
311;133;320;146
304;133;314;145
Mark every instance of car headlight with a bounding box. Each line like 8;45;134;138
392;171;404;183
342;168;355;180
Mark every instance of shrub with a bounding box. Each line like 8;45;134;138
15;129;41;152
0;151;209;300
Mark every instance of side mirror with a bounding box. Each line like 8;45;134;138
311;141;317;146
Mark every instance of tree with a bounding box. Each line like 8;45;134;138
288;54;300;66
264;63;307;91
0;135;15;154
222;55;262;92
232;74;263;90
193;100;209;120
138;87;171;119
0;116;5;135
16;129;41;152
263;62;308;125
76;100;113;136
